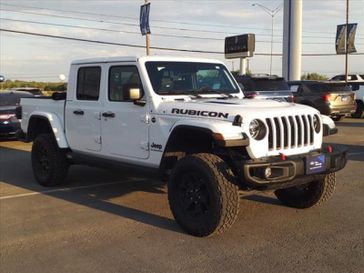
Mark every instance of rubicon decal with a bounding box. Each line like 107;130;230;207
171;108;229;119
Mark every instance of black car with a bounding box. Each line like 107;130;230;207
235;74;293;101
0;91;34;138
288;81;356;121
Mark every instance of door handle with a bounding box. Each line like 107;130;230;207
102;111;115;118
73;110;84;115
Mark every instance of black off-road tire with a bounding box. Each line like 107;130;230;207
31;133;69;186
274;173;336;209
352;101;363;118
168;153;239;237
331;116;342;122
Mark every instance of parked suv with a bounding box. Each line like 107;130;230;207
288;81;356;121
235;74;293;102
330;74;364;118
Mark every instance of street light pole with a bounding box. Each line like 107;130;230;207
252;3;282;75
145;0;150;56
345;0;349;82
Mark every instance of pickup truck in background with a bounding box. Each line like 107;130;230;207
288;81;356;121
330;74;364;118
234;74;293;102
18;56;346;237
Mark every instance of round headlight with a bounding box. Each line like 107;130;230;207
313;114;321;133
249;119;266;140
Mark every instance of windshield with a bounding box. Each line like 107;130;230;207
145;61;240;95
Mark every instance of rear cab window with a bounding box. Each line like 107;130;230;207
77;67;101;100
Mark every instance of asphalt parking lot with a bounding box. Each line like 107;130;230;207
1;118;363;273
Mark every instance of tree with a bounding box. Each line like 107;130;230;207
301;73;328;80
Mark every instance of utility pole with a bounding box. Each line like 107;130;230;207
145;0;150;55
345;0;349;82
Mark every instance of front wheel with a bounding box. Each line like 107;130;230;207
274;173;336;209
31;133;69;186
168;153;240;237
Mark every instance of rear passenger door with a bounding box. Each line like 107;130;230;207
66;66;104;152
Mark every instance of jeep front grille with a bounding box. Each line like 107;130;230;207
265;115;314;150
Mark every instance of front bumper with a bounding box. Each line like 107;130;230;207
238;145;347;190
0;121;20;138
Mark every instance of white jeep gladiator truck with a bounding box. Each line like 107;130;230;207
18;56;347;237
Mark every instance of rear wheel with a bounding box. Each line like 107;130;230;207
168;153;239;237
274;173;336;209
31;133;69;186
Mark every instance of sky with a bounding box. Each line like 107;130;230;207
0;0;363;82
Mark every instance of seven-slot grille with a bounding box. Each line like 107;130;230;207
265;115;315;151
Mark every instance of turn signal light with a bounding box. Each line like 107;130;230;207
0;114;16;120
322;93;332;102
212;133;225;141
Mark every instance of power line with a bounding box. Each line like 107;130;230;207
0;8;237;35
2;28;363;56
4;17;361;45
0;3;276;32
2;8;363;41
0;17;220;41
0;28;222;54
3;2;363;39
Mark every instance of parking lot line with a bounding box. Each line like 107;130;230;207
348;152;364;156
0;179;144;200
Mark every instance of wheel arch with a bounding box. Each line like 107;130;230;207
160;121;248;173
27;113;69;148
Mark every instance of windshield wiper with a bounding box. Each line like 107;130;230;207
158;89;203;99
194;87;234;98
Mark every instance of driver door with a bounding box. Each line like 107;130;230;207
101;64;149;159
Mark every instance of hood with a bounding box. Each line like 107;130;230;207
157;98;318;121
0;106;16;113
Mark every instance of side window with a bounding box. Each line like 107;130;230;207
77;67;101;101
109;66;142;101
290;85;299;92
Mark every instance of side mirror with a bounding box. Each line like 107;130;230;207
129;88;142;100
238;82;244;91
52;92;67;100
128;87;146;106
351;84;359;91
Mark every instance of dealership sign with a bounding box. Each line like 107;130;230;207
336;23;358;54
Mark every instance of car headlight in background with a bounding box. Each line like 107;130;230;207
313;114;321;133
249;119;266;140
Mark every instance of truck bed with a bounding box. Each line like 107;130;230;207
20;97;65;133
